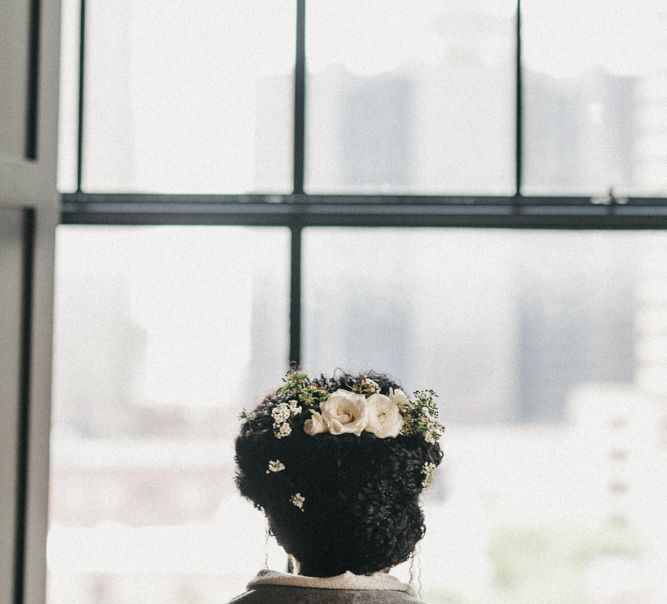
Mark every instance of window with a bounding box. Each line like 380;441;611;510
523;0;667;196
303;229;667;602
305;1;515;194
49;226;290;602
53;1;667;603
59;0;295;193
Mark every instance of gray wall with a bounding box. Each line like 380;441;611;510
0;1;61;603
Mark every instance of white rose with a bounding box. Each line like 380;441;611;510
303;410;328;436
366;393;403;438
320;389;368;436
389;388;410;411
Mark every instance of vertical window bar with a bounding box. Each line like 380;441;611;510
515;0;523;199
289;224;302;366
24;0;41;161
290;1;306;369
13;209;35;604
76;0;87;193
293;0;306;194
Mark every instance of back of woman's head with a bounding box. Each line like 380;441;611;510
234;369;444;577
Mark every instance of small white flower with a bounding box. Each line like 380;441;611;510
288;400;302;415
274;422;292;439
290;492;305;511
424;431;435;444
303;409;328;436
361;377;381;393
272;403;290;422
320;389;369;436
389;388;410;410
366;393;403;438
266;459;285;474
421;462;437;488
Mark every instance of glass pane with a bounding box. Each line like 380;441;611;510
83;1;294;193
57;0;80;193
304;228;667;603
523;0;667;196
48;226;290;603
305;0;515;195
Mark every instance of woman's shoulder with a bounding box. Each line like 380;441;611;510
228;584;424;603
227;570;426;603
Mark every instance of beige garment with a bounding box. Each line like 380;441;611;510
247;569;417;595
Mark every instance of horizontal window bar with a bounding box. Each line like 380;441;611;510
62;193;667;206
61;194;667;230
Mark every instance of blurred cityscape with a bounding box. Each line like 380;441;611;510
49;227;667;604
50;2;667;603
257;9;667;197
64;2;667;196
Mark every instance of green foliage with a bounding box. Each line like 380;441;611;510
401;389;444;443
351;376;382;396
279;368;329;407
238;409;254;422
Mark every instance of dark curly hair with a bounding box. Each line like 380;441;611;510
234;370;444;577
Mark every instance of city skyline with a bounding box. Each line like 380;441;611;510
58;2;667;196
48;2;667;602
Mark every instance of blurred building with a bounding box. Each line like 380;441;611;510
635;72;667;195
566;251;667;602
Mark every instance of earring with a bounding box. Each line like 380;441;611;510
409;542;422;598
263;519;271;570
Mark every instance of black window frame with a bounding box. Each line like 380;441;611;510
60;0;667;364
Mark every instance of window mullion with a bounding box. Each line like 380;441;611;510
515;0;523;198
289;224;302;365
76;0;87;193
293;0;306;195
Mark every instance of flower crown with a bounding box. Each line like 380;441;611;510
239;370;444;511
241;369;444;444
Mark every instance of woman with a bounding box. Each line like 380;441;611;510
230;369;444;603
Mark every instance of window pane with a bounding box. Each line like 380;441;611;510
304;228;667;602
305;1;516;195
48;226;290;603
57;0;80;193
523;0;667;196
83;1;294;193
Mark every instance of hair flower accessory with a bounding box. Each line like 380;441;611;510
266;459;285;474
234;369;446;580
399;389;444;444
271;399;303;438
352;376;381;395
319;389;369;436
388;388;410;410
303;409;328;436
240;369;444;444
366;393;403;438
421;462;437;488
290;492;305;511
274;422;292;439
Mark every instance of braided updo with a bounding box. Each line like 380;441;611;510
234;370;444;577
